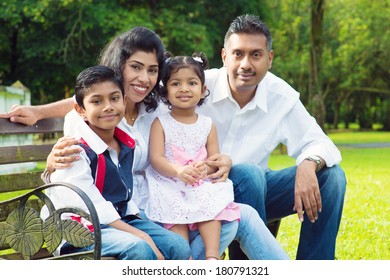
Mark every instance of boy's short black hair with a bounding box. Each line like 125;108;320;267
74;65;124;109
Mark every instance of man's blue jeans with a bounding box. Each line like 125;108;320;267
229;163;346;260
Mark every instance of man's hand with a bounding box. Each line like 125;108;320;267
206;153;232;183
0;105;41;126
293;160;322;223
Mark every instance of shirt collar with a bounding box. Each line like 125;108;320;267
72;113;135;155
211;67;269;113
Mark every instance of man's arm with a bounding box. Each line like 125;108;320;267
0;98;74;125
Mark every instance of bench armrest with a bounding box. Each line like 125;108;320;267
0;182;101;260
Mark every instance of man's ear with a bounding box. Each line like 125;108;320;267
221;48;226;67
74;103;86;120
267;50;274;70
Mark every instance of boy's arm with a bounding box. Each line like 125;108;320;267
0;98;74;125
50;149;121;225
108;219;164;260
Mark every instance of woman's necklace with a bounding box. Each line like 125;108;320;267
127;107;139;124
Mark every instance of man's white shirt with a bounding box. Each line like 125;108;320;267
198;67;341;170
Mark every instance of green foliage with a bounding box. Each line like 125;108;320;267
0;0;389;129
0;0;156;104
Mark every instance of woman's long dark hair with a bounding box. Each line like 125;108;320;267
98;26;165;112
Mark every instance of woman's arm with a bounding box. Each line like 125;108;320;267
0;98;74;125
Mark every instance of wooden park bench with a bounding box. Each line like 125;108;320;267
0;118;102;260
0;117;280;260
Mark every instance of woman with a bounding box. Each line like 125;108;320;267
2;26;289;260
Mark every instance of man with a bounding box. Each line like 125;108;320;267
0;14;346;260
198;14;346;260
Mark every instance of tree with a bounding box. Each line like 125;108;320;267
0;0;153;104
308;0;326;130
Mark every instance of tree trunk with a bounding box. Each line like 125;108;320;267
382;97;390;131
309;0;326;130
9;27;19;83
333;101;340;129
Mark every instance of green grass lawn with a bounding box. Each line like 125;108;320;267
269;131;390;260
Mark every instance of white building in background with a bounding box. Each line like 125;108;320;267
0;81;36;174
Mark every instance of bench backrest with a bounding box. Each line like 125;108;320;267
2;118;100;260
0;117;64;204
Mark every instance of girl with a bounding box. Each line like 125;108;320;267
145;53;240;260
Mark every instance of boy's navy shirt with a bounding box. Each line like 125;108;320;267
80;139;134;219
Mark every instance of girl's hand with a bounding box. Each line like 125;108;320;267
177;164;203;185
193;161;208;180
206;153;232;182
46;136;83;173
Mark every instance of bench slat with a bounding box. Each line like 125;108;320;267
0;172;44;193
0;145;54;164
0;118;64;134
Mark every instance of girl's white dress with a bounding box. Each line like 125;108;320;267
145;113;239;226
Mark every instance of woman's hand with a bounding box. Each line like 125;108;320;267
46;136;83;173
0;105;42;126
206;153;232;183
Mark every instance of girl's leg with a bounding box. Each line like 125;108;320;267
169;224;190;242
198;220;221;260
189;220;238;260
168;224;192;259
